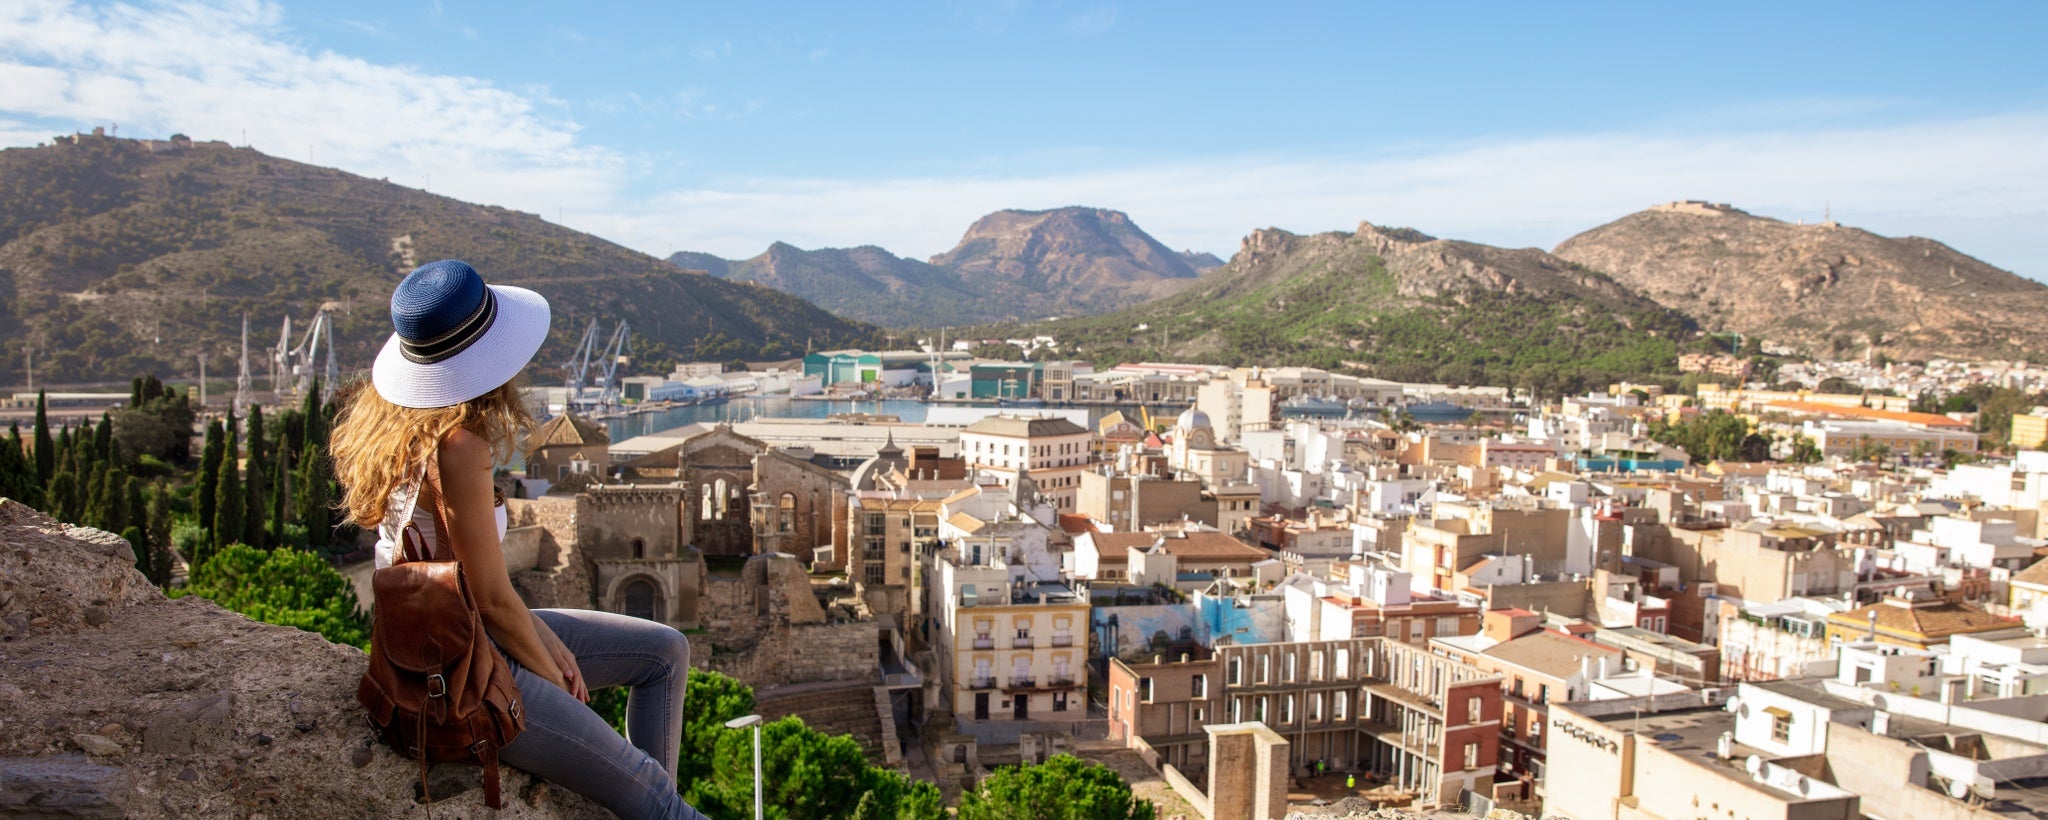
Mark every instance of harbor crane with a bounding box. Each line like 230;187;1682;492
273;310;337;404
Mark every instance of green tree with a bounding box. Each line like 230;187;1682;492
244;404;268;547
957;754;1156;820
295;440;329;547
0;424;41;508
197;419;225;541
143;484;175;587
688;716;943;820
213;438;243;553
173;545;368;647
678;670;757;787
112;381;195;466
33;391;53;486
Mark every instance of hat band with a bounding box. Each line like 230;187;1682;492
399;288;498;364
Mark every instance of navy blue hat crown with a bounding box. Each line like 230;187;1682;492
390;259;500;364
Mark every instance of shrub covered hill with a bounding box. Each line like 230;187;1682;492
672;207;1205;327
0;134;882;385
1553;203;2048;362
983;221;1699;396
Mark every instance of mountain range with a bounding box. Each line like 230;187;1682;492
4;135;2038;391
670;207;1203;327
0;135;881;385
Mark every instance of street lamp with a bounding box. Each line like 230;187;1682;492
725;714;764;820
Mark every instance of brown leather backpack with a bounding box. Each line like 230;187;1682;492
357;456;525;809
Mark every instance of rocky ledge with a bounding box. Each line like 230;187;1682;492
0;499;608;819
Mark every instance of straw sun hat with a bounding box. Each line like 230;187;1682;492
371;260;551;409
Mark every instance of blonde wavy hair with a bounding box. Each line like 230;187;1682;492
329;378;535;529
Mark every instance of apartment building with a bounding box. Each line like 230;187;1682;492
1108;637;1501;808
958;414;1094;510
927;552;1089;725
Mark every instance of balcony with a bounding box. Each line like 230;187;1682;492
973;637;994;650
1051;635;1074;647
1012;637;1035;649
1006;677;1037;690
1047;676;1077;688
970;677;997;690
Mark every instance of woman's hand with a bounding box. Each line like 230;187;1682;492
535;615;589;702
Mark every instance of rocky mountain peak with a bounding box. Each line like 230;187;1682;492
1553;203;2048;359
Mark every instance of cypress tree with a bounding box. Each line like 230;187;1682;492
0;423;35;506
32;391;52;486
94;410;113;464
46;469;78;523
244;406;267;547
298;441;328;548
129;377;144;409
270;455;290;545
301;383;326;449
145;484;174;588
197;420;225;535
213;446;242;553
83;462;111;530
124;475;145;543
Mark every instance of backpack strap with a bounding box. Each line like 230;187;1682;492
422;452;455;553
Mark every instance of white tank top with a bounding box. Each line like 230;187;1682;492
372;465;509;569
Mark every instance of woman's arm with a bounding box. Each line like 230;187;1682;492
437;429;568;693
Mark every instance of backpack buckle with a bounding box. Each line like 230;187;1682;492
427;674;447;698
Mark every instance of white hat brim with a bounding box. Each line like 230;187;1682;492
371;284;551;408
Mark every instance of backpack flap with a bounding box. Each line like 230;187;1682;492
371;561;480;674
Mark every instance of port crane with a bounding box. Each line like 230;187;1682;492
563;319;631;413
273;310;337;404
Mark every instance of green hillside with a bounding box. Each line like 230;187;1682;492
984;224;1698;396
0;135;882;385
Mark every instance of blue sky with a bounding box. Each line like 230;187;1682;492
2;0;2046;276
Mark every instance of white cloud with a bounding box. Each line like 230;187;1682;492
0;0;620;212
0;0;2043;284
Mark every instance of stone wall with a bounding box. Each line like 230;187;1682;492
0;500;605;819
701;620;879;688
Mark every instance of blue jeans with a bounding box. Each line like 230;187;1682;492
497;609;710;820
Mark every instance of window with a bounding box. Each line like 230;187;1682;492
1309;693;1323;722
1310;651;1324;681
1284;654;1297;682
1537;684;1550;704
1528;718;1542;740
1281;696;1294;724
1436;616;1461;636
1139;678;1154;703
1228;658;1242;685
1770;709;1793;743
1409;620;1425;641
864;564;885;585
1333;693;1348;721
1469;696;1482;723
1193;706;1205;722
1191;675;1207;698
1334;648;1350;679
1464;743;1479;770
1259;656;1270;684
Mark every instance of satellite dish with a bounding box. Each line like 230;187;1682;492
1948;777;1972;800
1746;755;1764;777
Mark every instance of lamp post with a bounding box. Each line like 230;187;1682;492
725;714;764;820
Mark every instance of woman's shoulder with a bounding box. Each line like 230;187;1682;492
437;427;494;471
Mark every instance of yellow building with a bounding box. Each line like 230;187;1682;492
929;550;1090;723
2013;408;2048;450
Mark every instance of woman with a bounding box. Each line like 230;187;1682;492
331;259;709;819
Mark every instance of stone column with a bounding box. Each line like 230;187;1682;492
1204;722;1289;820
